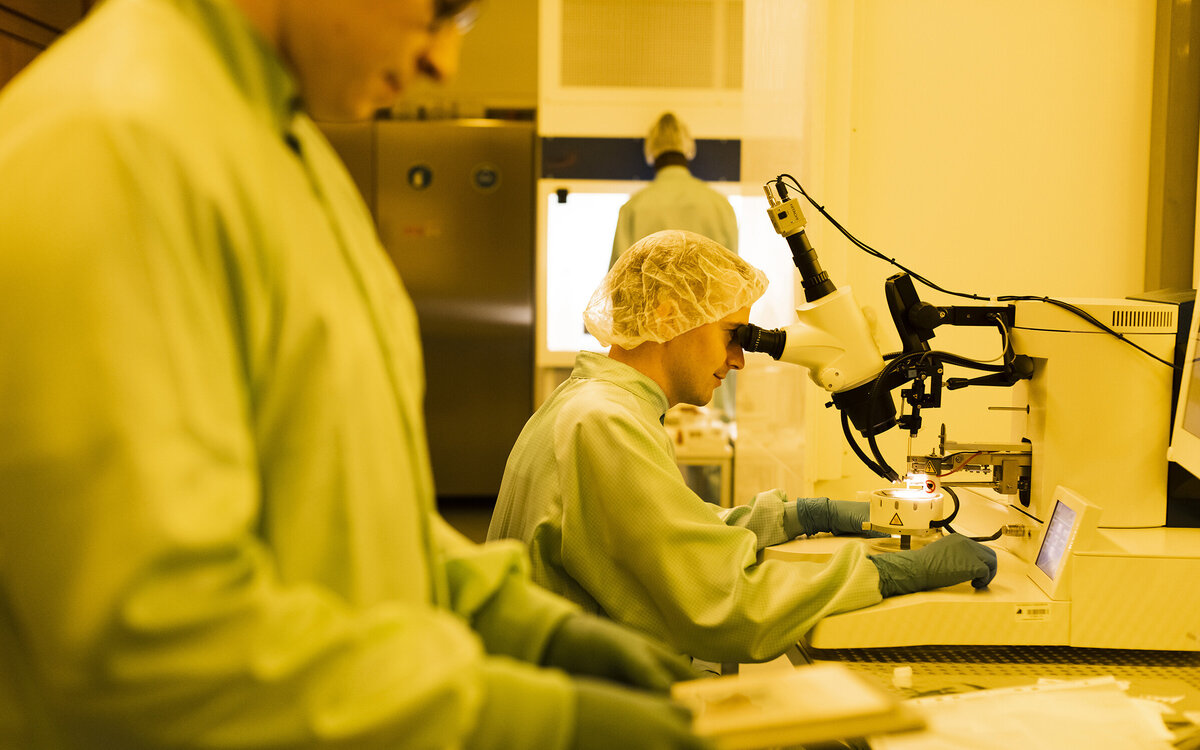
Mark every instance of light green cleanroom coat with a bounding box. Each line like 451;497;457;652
610;165;740;266
0;0;578;747
488;353;884;664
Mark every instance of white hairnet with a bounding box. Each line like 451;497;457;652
584;230;768;349
644;112;696;166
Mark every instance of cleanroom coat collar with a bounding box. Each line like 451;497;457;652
572;351;670;422
169;0;301;144
654;164;693;180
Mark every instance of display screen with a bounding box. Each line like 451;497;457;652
1034;500;1077;578
1183;336;1200;439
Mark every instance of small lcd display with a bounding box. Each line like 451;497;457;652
1035;500;1077;578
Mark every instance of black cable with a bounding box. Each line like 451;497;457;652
928;351;1007;373
993;313;1015;367
863;349;939;481
996;294;1178;369
929;484;959;528
863;341;1014;479
774;174;989;301
772;174;1181;371
881;349;1006;373
949;525;1004;542
938;487;1004;541
878;319;1012;374
866;427;898;481
841;411;888;480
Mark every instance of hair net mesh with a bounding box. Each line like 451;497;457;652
644;112;696;165
584;230;768;349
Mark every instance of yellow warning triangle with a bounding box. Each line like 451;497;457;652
889;513;904;526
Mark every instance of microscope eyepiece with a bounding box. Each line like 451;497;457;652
736;323;786;360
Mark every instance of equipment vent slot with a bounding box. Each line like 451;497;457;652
560;0;744;89
1110;309;1172;330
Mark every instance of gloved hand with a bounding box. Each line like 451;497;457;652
792;497;888;538
571;677;715;750
869;534;998;597
542;613;698;692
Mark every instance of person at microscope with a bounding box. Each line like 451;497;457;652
489;230;998;666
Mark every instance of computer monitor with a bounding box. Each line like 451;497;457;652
1168;295;1200;482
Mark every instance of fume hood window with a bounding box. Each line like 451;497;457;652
544;192;628;355
542;191;795;360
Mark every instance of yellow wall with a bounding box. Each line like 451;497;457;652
808;0;1158;494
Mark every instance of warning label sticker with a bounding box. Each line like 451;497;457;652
889;513;904;526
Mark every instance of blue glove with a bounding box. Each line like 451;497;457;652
791;497;888;538
571;678;714;750
869;534;998;597
542;613;698;692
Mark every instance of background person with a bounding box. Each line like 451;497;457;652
489;230;998;665
613;110;742;452
611;112;739;266
0;1;711;748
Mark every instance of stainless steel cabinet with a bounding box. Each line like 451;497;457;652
322;119;535;498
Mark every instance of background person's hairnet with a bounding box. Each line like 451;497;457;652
644;112;696;166
584;230;768;349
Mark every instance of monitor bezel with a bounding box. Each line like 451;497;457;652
1169;297;1200;479
1026;485;1101;601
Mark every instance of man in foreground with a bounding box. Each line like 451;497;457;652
0;1;710;747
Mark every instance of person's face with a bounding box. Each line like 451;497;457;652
660;306;750;407
279;0;468;121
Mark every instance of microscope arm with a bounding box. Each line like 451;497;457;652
743;178;1034;481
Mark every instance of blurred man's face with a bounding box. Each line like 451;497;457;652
279;0;467;121
661;306;749;407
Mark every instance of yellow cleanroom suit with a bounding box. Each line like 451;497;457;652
0;0;580;747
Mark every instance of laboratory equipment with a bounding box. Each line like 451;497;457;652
864;478;944;550
747;174;1200;651
921;296;1176;529
744;194;1177;530
738;182;891;437
1025;486;1101;601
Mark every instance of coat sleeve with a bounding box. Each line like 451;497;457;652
437;518;578;664
0;110;574;750
555;401;882;663
716;489;799;549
